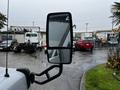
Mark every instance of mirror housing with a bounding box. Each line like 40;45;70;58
29;12;73;85
46;12;73;64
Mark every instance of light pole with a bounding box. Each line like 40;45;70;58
85;23;88;32
5;0;10;77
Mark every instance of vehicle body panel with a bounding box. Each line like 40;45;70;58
0;40;12;50
25;32;39;44
14;34;25;43
74;32;94;50
0;67;27;90
75;40;94;50
107;33;119;45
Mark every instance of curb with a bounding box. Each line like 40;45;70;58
79;63;106;90
80;71;85;90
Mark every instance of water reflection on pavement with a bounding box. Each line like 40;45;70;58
0;49;108;90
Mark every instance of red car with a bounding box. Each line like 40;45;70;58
74;39;94;51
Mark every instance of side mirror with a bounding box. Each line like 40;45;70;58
46;12;73;64
28;12;73;85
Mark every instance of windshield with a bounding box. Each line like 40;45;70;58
109;37;118;42
2;40;12;44
0;0;120;90
26;34;37;37
83;37;93;40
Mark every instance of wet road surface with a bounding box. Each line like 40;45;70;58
0;49;108;90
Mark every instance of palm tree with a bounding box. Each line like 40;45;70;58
0;12;7;29
111;2;120;26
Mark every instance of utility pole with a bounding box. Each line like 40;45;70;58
85;23;88;32
5;0;10;77
33;21;35;26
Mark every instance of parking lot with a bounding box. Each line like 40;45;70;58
0;49;108;90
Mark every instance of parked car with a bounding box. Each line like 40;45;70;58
0;40;13;51
74;39;94;51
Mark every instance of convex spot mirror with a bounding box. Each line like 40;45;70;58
46;12;73;64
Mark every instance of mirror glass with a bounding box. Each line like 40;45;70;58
48;49;71;64
47;12;73;64
48;13;72;48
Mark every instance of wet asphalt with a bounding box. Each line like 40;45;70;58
0;48;108;90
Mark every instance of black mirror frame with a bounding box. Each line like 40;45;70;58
46;12;73;64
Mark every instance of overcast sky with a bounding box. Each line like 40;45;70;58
0;0;119;31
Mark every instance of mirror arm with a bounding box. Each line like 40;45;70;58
32;64;63;85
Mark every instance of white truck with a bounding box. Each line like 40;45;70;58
107;32;119;45
25;32;39;43
10;26;42;52
24;31;42;48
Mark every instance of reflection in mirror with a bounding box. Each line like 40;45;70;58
47;12;72;64
48;49;71;64
48;13;71;47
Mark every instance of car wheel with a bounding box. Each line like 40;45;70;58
90;48;93;52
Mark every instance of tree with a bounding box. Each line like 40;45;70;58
0;12;7;29
111;2;120;26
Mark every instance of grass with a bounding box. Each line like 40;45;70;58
85;64;120;90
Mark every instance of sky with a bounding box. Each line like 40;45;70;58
0;0;120;32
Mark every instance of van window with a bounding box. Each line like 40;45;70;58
31;34;37;37
26;34;30;37
26;33;37;37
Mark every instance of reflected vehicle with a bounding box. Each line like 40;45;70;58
0;40;13;51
